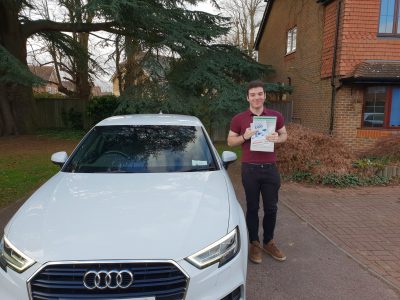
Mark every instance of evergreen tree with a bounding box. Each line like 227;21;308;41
0;0;272;136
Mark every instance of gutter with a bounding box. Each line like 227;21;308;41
254;0;274;50
329;0;342;135
340;78;400;84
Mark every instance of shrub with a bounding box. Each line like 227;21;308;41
287;172;390;188
362;135;400;162
320;173;361;187
352;157;388;177
290;171;313;182
61;108;83;129
276;124;355;176
86;95;119;125
275;124;394;187
362;175;390;186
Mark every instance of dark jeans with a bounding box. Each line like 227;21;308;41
241;162;281;244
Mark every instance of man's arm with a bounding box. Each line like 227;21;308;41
266;126;288;144
227;128;256;147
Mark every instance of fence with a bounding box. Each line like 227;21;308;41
270;101;293;124
35;98;89;128
377;166;400;179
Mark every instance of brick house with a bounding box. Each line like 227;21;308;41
255;0;400;153
29;65;59;94
61;81;103;97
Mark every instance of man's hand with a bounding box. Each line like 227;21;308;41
266;126;288;144
243;127;257;140
266;132;279;143
227;128;256;147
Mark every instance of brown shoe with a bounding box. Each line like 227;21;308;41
249;241;262;264
263;240;286;261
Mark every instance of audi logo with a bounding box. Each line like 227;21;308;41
83;270;134;290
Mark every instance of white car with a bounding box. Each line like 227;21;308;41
363;112;384;127
0;114;248;300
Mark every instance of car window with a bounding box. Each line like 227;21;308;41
63;125;218;173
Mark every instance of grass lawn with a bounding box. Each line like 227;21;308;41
0;133;80;208
0;154;60;207
0;133;240;209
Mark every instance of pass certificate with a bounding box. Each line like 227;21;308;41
250;116;277;152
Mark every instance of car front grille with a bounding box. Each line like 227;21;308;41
28;261;188;300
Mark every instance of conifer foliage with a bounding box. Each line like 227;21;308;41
0;0;271;136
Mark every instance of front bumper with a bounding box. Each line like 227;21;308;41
0;245;247;300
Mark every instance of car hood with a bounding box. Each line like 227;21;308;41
6;171;231;263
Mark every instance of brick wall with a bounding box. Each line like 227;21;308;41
258;0;400;153
258;0;331;132
328;0;400;152
322;0;400;76
321;0;342;78
334;87;363;150
113;78;120;96
334;85;400;153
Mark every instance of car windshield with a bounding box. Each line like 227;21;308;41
63;125;218;173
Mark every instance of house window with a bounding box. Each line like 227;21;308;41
363;86;400;128
379;0;400;35
286;27;297;54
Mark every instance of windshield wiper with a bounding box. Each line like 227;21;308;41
183;167;217;172
107;169;130;173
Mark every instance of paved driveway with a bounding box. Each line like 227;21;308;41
281;182;400;291
227;162;400;299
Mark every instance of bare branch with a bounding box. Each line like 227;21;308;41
219;0;266;56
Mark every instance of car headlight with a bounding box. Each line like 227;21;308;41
0;236;35;273
186;227;240;269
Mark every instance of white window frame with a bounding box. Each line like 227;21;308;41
286;26;297;55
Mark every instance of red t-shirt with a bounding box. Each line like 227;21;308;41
230;108;284;163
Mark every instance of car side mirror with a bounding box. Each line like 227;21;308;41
221;151;237;169
51;151;68;168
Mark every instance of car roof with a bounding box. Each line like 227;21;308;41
96;114;203;127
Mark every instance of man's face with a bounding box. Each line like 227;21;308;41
247;87;265;110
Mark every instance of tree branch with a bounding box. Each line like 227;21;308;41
22;20;120;38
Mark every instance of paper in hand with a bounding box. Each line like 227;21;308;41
250;116;277;152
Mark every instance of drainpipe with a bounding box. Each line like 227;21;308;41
329;0;342;135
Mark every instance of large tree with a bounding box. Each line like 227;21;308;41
0;0;271;136
220;0;266;57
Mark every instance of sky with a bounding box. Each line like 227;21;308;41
191;1;220;14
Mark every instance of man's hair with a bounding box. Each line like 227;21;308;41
247;80;265;95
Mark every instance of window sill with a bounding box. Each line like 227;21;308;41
284;52;296;61
377;34;400;39
356;128;400;138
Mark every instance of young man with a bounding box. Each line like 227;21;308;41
227;80;288;264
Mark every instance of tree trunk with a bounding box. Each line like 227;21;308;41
115;35;123;95
0;85;18;135
76;32;91;101
124;37;143;90
0;1;37;135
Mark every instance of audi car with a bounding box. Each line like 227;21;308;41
0;114;248;300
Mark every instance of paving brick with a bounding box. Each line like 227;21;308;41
282;182;400;291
